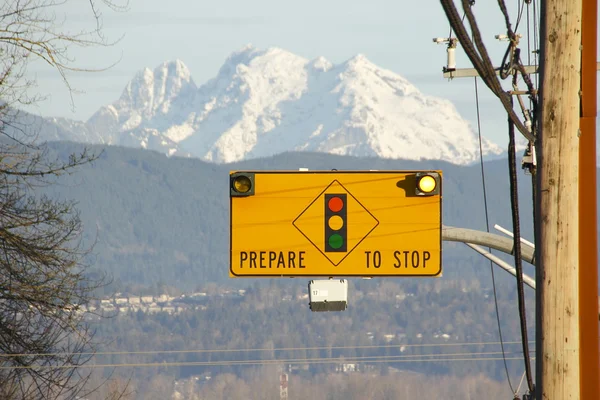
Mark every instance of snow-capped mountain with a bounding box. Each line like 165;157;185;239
47;45;504;164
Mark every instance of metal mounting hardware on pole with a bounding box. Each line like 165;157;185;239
433;37;458;72
440;62;600;79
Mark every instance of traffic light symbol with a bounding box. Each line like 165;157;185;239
325;194;347;252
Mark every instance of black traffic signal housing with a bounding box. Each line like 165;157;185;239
230;172;255;197
324;193;347;252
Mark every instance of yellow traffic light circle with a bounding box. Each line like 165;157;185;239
417;175;437;193
328;215;344;230
232;175;252;193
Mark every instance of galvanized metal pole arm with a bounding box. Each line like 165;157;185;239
442;225;536;265
465;243;536;289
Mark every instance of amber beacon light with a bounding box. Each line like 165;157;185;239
415;172;440;196
230;173;255;196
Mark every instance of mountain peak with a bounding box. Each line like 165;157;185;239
347;53;369;62
117;59;196;116
309;56;333;72
216;46;308;78
343;53;374;69
156;59;191;81
82;46;503;165
217;44;261;76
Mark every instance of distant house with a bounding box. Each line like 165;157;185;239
335;363;358;373
115;298;128;305
156;294;169;303
141;296;154;304
101;305;116;312
129;297;141;305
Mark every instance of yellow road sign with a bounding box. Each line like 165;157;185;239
229;171;442;277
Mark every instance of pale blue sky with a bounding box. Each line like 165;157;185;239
24;0;561;147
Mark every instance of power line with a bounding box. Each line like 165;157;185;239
439;1;539;396
532;0;539;87
526;0;531;65
514;0;526;33
466;0;516;392
0;340;532;359
507;93;534;394
498;0;535;393
0;350;537;371
473;74;516;394
439;0;534;141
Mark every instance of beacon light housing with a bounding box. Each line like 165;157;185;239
415;172;441;196
230;172;255;197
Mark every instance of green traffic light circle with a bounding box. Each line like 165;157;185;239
328;234;344;249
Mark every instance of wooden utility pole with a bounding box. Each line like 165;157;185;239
536;0;583;399
437;1;599;397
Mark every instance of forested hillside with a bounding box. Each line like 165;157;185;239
38;141;574;292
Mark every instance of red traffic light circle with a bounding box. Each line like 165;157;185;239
328;196;344;212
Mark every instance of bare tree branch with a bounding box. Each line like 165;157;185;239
0;0;129;399
0;0;128;113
